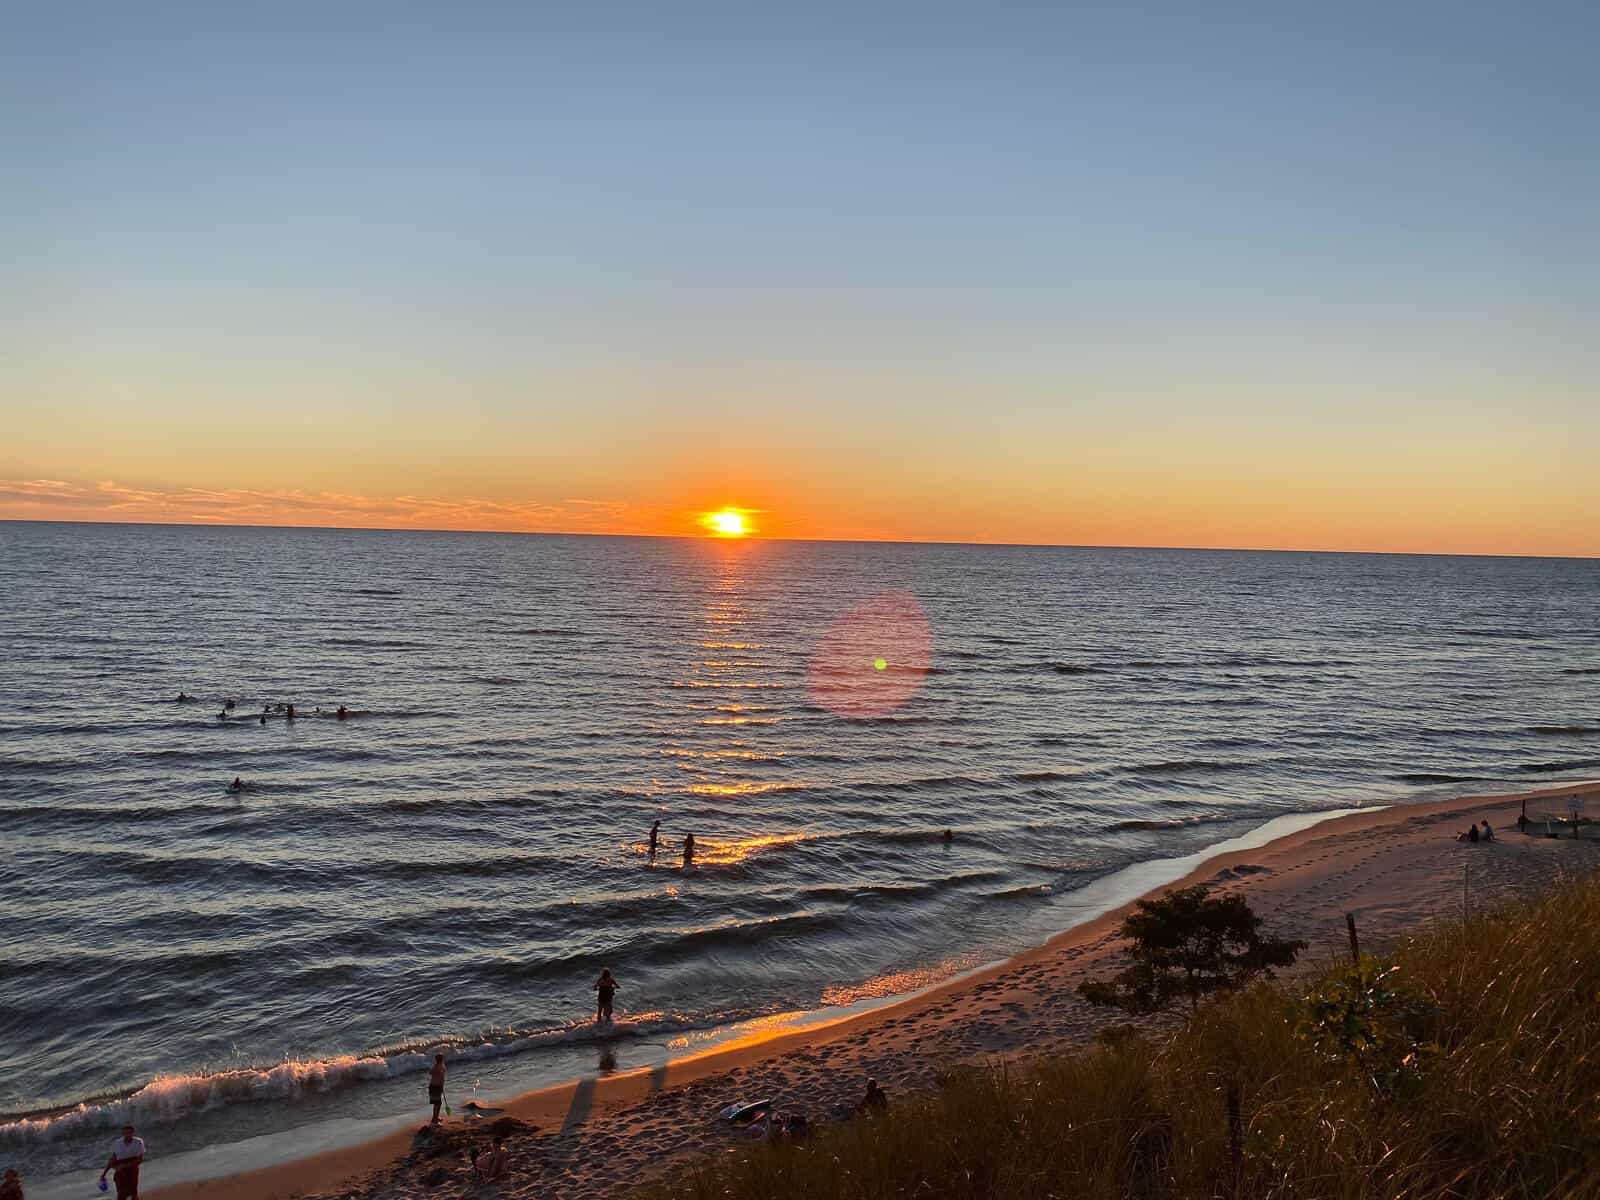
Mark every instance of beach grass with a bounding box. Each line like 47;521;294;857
643;865;1600;1200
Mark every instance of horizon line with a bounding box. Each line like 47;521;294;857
3;517;1596;563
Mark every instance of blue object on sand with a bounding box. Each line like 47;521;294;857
719;1098;775;1127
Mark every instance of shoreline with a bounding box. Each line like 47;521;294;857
128;779;1600;1200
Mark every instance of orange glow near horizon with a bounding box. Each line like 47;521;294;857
700;509;752;537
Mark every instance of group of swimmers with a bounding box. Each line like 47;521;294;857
646;819;698;867
190;694;351;723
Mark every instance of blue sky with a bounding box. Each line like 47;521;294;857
4;1;1596;551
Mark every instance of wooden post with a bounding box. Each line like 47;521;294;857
1226;1080;1242;1193
1345;912;1360;965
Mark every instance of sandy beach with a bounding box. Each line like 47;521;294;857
144;781;1600;1200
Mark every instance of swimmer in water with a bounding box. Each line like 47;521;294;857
259;710;267;725
286;703;295;720
176;691;189;703
217;708;228;720
224;698;236;710
682;832;695;868
336;705;348;720
942;828;953;844
648;820;660;857
229;777;244;791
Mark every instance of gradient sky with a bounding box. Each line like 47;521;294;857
4;2;1596;553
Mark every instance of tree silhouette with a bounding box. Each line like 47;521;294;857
1078;884;1305;1015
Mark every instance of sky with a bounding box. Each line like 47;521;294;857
3;1;1596;554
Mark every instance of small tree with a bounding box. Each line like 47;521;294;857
1078;884;1305;1015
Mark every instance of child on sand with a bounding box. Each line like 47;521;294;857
474;1135;510;1181
593;969;618;1022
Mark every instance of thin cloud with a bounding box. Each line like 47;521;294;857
0;478;681;536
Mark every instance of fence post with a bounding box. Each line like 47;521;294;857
1345;912;1360;964
1227;1079;1242;1194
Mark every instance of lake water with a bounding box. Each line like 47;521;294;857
3;521;1597;1183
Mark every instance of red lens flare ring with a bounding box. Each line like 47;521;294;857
807;591;933;717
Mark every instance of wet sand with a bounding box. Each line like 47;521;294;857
150;781;1600;1200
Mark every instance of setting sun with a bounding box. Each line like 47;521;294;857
702;510;750;537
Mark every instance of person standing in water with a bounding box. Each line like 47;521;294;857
427;1053;446;1125
593;968;618;1022
647;820;660;857
100;1125;145;1199
682;833;695;868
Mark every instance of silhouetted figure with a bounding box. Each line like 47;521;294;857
176;691;190;703
259;711;267;725
1480;821;1494;842
217;708;228;720
286;703;295;720
229;777;244;792
2;1166;23;1200
224;698;236;710
682;833;695;868
1468;824;1479;844
648;820;660;857
855;1078;889;1116
942;828;953;844
337;705;349;720
428;1053;446;1125
593;968;618;1022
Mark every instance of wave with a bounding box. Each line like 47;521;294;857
1012;769;1089;783
320;637;430;649
1389;772;1487;784
512;628;584;637
1562;668;1600;675
1124;759;1255;775
1530;725;1600;736
0;1013;705;1147
1515;758;1600;774
1047;663;1103;676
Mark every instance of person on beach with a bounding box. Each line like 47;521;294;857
100;1125;145;1199
0;1167;22;1200
648;819;660;857
593;968;618;1022
855;1078;889;1116
1480;821;1494;842
474;1135;510;1181
428;1053;446;1125
682;833;695;868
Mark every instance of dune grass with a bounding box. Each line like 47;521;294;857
643;868;1600;1200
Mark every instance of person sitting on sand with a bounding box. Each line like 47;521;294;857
855;1078;889;1116
682;832;695;868
1;1167;23;1200
474;1135;510;1181
593;968;618;1022
1480;821;1494;842
428;1053;446;1125
100;1124;145;1200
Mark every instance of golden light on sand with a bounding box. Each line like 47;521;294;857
700;509;750;537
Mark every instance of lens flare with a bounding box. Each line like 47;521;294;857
807;592;933;717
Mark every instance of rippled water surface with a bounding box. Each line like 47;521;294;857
3;522;1597;1176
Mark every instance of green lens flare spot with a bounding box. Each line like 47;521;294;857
874;658;887;671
